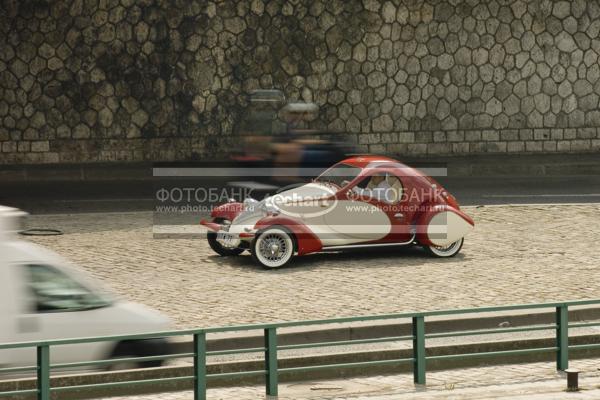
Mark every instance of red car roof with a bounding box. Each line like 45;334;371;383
339;155;425;178
340;155;399;168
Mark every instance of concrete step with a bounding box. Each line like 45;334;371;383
172;305;600;354
2;306;600;399
2;332;600;399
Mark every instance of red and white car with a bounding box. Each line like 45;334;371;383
201;156;474;268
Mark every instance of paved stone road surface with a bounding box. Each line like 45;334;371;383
23;204;600;328
103;358;600;399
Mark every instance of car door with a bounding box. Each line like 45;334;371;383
379;170;414;241
321;171;394;244
328;169;414;243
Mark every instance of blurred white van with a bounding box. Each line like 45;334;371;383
0;206;172;372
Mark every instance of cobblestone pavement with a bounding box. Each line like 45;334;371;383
104;358;600;399
24;204;600;328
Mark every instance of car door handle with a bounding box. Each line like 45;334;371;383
394;212;404;219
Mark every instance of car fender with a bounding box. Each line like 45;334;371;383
254;216;323;256
210;202;243;221
415;204;474;247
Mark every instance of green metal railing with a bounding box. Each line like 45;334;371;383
2;299;600;399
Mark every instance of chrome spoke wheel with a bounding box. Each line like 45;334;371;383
207;218;245;256
426;238;464;258
259;235;288;261
252;228;294;268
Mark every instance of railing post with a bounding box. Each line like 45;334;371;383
264;327;278;396
194;332;207;400
556;305;569;370
412;316;426;385
37;345;50;400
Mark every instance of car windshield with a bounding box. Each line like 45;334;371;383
314;163;361;188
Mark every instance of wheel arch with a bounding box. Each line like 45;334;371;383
255;224;299;252
254;216;322;256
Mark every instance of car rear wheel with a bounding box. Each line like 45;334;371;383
207;218;245;256
424;238;464;258
251;227;294;269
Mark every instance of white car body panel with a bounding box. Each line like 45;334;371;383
233;183;392;247
321;200;390;242
427;211;475;247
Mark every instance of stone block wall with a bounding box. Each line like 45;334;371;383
1;0;600;164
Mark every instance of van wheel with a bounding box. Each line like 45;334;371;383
108;339;168;370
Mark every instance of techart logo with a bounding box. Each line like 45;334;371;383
267;183;338;218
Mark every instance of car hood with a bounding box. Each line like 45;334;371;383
231;182;335;228
270;182;336;206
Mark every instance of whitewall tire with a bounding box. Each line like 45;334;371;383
207;219;245;256
251;227;295;269
424;238;464;258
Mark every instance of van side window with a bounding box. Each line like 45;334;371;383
26;264;110;312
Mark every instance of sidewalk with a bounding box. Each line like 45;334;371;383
105;358;600;399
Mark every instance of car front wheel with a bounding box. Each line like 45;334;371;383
207;218;245;256
251;227;295;269
424;238;464;258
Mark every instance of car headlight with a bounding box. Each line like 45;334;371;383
259;201;279;216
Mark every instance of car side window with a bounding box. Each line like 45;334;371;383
386;175;404;204
25;264;110;313
350;173;403;204
353;176;371;190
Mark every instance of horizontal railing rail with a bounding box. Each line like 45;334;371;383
1;299;600;399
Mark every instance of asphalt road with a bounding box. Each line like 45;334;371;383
439;175;600;205
1;174;600;214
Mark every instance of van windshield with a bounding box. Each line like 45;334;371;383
26;264;112;312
